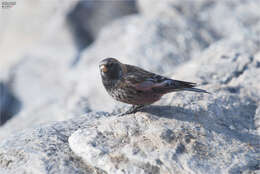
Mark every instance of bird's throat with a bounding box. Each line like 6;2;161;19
102;78;120;90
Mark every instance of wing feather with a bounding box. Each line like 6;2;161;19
122;64;206;93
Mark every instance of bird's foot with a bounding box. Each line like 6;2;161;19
117;105;145;117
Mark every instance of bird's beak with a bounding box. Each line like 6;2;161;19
100;64;108;73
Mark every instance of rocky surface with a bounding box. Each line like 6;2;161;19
0;112;108;174
69;111;258;174
0;0;260;173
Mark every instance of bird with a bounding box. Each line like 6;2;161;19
99;58;209;116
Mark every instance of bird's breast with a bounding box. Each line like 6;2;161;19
108;86;162;105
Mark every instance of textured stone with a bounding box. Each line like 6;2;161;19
0;112;107;174
69;99;259;174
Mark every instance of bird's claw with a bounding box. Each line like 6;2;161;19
116;105;145;117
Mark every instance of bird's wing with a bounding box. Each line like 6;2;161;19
151;79;196;93
123;64;198;93
122;64;156;91
124;64;155;80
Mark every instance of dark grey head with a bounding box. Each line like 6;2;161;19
99;58;123;81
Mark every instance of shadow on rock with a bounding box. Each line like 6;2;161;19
67;0;138;66
143;105;260;149
0;82;22;125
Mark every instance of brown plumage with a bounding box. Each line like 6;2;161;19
99;58;209;116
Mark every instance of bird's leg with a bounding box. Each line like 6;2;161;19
118;105;145;116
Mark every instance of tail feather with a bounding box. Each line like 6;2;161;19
153;79;210;94
168;80;210;94
172;80;196;89
183;87;211;94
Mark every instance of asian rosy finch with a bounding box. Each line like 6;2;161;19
99;58;209;116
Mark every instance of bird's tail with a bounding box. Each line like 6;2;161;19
182;87;211;94
165;80;210;94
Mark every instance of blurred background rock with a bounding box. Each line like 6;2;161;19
0;0;259;173
0;0;138;132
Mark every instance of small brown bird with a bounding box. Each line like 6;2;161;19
99;58;209;116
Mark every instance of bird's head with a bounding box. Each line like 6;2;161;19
99;58;123;81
